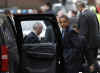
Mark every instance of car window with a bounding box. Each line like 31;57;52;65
21;20;56;43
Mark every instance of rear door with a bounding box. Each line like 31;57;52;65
14;14;63;73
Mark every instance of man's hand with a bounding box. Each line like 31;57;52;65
89;64;95;72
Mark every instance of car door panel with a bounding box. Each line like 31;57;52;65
21;43;56;73
14;14;63;73
23;43;56;59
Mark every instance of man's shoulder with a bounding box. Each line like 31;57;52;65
82;9;95;16
45;10;56;15
27;32;36;38
65;28;76;35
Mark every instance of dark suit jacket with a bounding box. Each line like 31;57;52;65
78;9;99;65
63;27;84;64
24;32;40;43
69;16;79;25
63;27;84;48
78;9;99;48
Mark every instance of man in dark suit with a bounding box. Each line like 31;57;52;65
4;10;19;73
24;23;43;43
76;1;99;72
42;2;56;15
60;15;84;73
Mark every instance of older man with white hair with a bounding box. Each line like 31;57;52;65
24;22;43;43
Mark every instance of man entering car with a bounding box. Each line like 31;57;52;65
24;22;43;43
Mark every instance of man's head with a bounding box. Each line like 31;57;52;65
57;10;64;18
40;5;47;13
76;1;86;12
59;15;70;29
33;22;43;35
72;10;77;17
5;9;13;17
44;2;52;11
56;10;64;24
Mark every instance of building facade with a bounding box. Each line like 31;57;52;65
0;0;59;9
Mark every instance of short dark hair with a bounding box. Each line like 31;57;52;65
4;9;11;15
45;2;52;9
76;1;86;8
60;15;69;21
72;10;77;15
33;22;42;30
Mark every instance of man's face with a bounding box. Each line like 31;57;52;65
41;5;48;12
60;17;69;29
44;5;49;11
37;24;43;35
56;16;60;23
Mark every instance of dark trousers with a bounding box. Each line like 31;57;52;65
63;48;83;73
64;62;83;73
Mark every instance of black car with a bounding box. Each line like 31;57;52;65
0;14;63;73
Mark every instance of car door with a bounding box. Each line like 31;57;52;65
14;14;63;73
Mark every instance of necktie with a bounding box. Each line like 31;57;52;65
62;30;65;39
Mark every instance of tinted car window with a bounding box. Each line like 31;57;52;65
21;20;56;43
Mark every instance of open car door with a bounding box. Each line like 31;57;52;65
14;14;63;73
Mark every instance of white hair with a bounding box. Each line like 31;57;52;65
33;22;42;30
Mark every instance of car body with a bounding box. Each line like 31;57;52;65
0;14;63;73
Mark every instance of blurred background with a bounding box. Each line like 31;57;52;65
0;0;94;9
0;0;95;14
